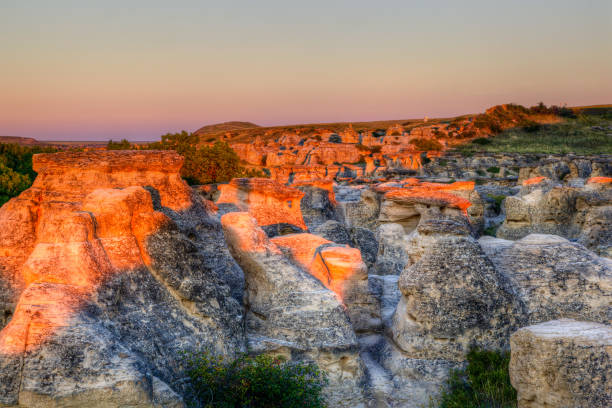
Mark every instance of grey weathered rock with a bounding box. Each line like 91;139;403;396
220;212;368;408
509;319;612;408
497;180;612;257
296;183;340;230
312;219;352;245
349;226;379;269
336;187;380;230
481;234;612;324
391;233;519;361
372;223;410;275
0;152;249;407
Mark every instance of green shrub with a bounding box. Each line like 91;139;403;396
107;139;133;150
486;166;500;174
483;225;498;237
472;138;491;145
410;138;443;151
438;159;448;167
487;194;506;213
435;349;516;408
0;163;31;206
0;143;58;207
148;131;255;184
183;352;327;408
520;120;541;133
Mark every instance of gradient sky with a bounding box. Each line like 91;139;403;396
1;0;611;141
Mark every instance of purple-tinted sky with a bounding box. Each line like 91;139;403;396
1;0;611;141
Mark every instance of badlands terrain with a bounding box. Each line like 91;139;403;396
0;104;611;407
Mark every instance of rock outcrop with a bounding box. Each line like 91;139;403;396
2;146;612;407
509;319;612;408
480;234;612;324
390;216;519;361
0;151;244;407
497;177;612;257
220;212;367;407
292;179;340;230
216;178;307;236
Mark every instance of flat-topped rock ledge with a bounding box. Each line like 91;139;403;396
27;150;192;211
510;319;612;408
33;150;184;174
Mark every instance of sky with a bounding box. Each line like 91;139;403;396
1;1;611;141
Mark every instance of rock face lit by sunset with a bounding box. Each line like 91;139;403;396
0;2;611;408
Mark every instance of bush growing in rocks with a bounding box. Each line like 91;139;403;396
148;131;266;184
183;352;328;408
435;349;516;408
410;137;443;151
0;143;57;205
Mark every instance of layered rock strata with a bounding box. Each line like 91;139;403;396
0;151;244;407
497;176;612;257
509;319;612;408
220;212;367;407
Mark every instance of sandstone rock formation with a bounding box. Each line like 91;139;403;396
220;212;367;407
2;145;611;407
378;181;480;234
0;151;244;407
390;216;519;361
509;319;612;408
216;178;307;236
270;233;380;333
291;179;339;230
497;176;612;257
480;234;612;324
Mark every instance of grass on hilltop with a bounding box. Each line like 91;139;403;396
454;113;612;155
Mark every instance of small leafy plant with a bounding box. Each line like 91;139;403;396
182;351;328;408
435;349;517;408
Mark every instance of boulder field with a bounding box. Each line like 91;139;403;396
0;150;611;407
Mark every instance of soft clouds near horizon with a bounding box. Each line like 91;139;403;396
1;0;611;140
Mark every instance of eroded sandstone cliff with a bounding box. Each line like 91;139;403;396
0;150;610;408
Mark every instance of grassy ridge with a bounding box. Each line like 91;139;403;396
454;114;612;155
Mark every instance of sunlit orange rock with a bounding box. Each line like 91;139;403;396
386;124;405;136
216;178;307;230
271;234;367;302
384;189;472;215
291;179;337;205
306;143;362;166
522;176;548;186
221;212;282;255
360;131;383;147
268;165;340;184
587;176;612;184
0;151;186;355
339;124;360;144
231;143;267;165
31;150;192;211
400;178;421;186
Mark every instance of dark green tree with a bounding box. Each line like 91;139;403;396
147;131;265;184
107;139;133;150
0;143;58;207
